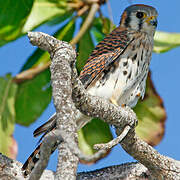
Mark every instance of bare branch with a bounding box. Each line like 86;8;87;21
120;130;180;179
78;149;107;163
0;153;24;180
77;162;151;180
28;32;79;180
27;32;180;179
68;38;180;179
0;153;156;180
48;35;78;180
70;3;99;45
94;125;131;150
13;61;50;83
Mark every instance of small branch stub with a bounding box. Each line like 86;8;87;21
94;125;131;150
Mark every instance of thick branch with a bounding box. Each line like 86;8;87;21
120;131;180;179
77;162;151;180
28;32;79;180
70;3;99;45
0;153;156;180
69;35;180;179
48;34;79;180
27;32;180;179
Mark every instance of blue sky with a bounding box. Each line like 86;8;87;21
1;0;180;173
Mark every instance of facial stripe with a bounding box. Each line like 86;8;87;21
124;11;131;28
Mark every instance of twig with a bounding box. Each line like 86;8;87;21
94;125;131;150
13;61;50;83
85;0;99;4
70;3;99;45
78;149;108;163
77;5;89;16
68;2;83;9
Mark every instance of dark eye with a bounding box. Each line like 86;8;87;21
136;12;144;19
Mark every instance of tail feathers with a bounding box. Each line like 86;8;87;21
22;112;91;176
22;144;41;177
33;111;91;138
33;113;56;137
22;142;58;176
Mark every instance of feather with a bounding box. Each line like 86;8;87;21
79;27;134;88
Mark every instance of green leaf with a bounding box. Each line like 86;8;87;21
15;69;51;126
46;12;72;26
91;17;115;43
134;73;166;146
93;17;115;34
0;0;34;46
78;118;112;161
54;18;75;41
77;29;94;73
154;31;180;53
0;0;72;46
21;18;75;71
22;0;69;33
0;74;17;157
20;49;48;72
92;27;105;43
15;19;75;126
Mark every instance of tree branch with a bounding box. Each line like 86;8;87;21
0;153;156;180
1;31;180;179
70;3;99;45
25;32;180;179
28;32;79;180
120;132;180;179
70;55;180;179
94;125;131;150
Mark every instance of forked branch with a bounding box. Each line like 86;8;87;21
26;32;180;179
0;31;180;180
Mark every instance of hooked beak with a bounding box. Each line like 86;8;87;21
146;16;158;27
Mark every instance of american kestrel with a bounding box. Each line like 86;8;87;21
22;4;158;175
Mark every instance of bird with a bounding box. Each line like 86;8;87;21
22;4;158;176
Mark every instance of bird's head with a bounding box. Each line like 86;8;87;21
120;4;158;35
